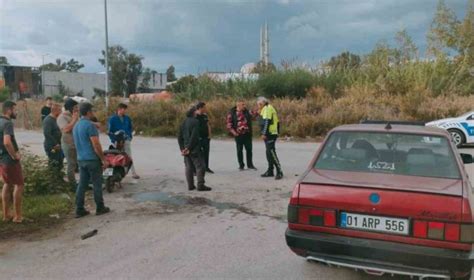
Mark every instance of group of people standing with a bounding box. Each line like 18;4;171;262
1;95;283;222
41;99;140;218
179;96;284;191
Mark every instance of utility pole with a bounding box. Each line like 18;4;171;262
104;0;110;110
41;53;49;97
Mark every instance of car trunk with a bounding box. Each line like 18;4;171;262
298;169;464;223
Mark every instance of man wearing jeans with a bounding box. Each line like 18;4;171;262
107;103;139;179
57;98;79;189
73;102;110;218
43;103;64;175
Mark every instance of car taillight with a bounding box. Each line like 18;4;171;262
324;210;336;227
413;220;473;243
287;205;336;227
413;221;427;238
445;224;460;241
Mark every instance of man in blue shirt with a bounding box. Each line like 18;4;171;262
108;103;139;179
73;102;110;218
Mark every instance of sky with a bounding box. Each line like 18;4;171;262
0;0;468;76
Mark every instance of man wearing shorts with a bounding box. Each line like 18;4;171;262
0;101;24;223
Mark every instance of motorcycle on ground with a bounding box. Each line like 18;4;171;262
103;130;133;193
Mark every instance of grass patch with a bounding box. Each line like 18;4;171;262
0;193;72;240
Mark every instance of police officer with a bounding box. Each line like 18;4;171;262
257;97;283;180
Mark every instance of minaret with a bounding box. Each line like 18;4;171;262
260;25;264;63
264;21;269;66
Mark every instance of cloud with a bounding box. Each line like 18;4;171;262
0;0;469;74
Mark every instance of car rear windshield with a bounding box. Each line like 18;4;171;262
314;131;461;179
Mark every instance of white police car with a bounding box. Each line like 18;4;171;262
426;111;474;147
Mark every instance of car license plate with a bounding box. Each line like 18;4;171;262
103;168;113;177
340;212;409;235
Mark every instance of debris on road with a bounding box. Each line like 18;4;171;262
81;229;98;240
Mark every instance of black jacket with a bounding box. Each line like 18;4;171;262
178;117;201;154
229;107;253;135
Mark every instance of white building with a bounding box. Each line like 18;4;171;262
43;70;167;99
43;71;105;99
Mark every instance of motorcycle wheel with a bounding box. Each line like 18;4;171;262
105;177;114;193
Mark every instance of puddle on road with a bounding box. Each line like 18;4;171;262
132;191;285;221
133;192;188;206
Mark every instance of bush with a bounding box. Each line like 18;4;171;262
257;69;314;99
21;150;69;196
0;86;11;102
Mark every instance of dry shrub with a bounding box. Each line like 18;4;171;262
398;90;474;121
14;100;44;129
13;88;474;139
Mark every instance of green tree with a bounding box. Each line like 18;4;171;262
65;59;84;72
427;0;461;57
40;58;84;72
0;56;9;65
166;65;177;82
327;51;361;71
167;75;197;93
395;29;418;63
252;61;276;74
138;67;152;92
41;58;66;71
99;45;144;97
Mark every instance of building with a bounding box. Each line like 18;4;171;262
44;71;167;99
137;71;167;93
0;65;41;99
43;71;105;100
204;72;259;83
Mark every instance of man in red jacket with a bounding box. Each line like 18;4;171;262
226;100;257;171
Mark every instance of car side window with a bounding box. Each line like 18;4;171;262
466;114;474;120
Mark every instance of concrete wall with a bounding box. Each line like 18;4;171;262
44;71;167;98
43;71;105;99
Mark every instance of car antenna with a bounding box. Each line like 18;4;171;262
385;122;392;130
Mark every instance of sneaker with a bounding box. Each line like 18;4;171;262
275;173;284;180
206;168;215;174
188;185;196;191
96;207;110;216
197;185;212;191
248;165;258;170
261;171;274;178
75;210;90;219
239;166;245;171
132;174;140;179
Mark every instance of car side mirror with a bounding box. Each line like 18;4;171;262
460;153;473;164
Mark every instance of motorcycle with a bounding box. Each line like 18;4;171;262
103;130;133;193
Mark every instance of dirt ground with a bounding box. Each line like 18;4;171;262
0;130;472;280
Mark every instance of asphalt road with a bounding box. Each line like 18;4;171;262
0;130;473;280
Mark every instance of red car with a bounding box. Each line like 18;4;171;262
286;122;474;279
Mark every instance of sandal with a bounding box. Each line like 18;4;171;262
12;217;23;224
2;216;13;222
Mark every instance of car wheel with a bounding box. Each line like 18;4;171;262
448;129;466;148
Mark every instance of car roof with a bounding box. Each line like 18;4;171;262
331;124;449;137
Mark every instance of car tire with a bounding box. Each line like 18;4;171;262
448;129;466;148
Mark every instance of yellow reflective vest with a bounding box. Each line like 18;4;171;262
260;104;279;135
